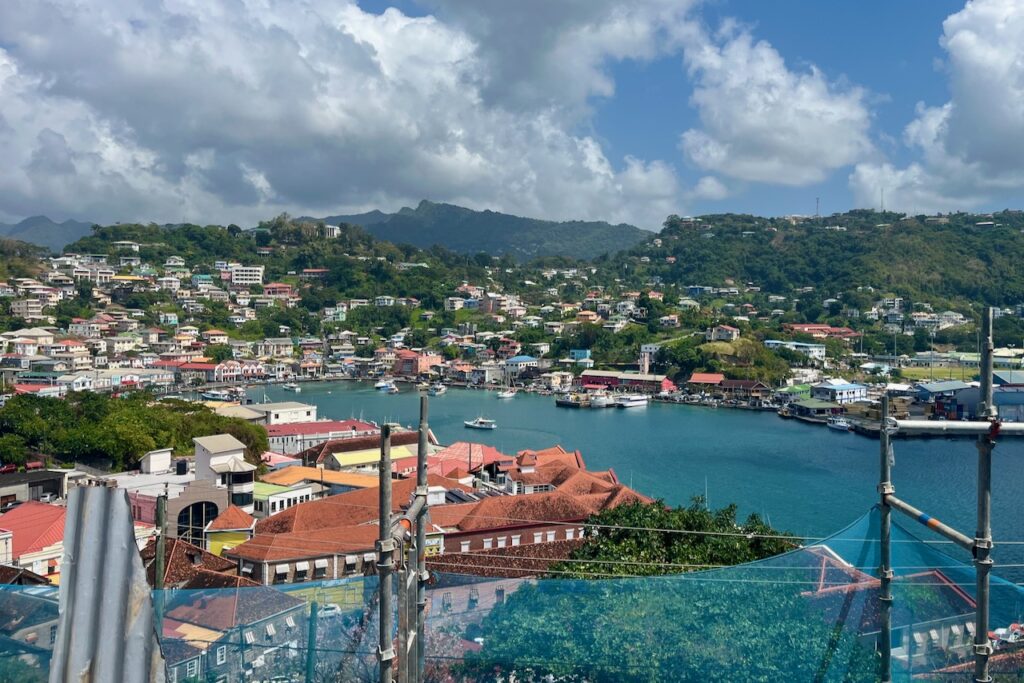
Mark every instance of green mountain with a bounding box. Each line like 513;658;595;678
0;216;94;252
319;200;649;259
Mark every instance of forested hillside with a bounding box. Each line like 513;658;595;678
615;210;1024;308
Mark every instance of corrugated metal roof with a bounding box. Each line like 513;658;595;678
49;485;164;683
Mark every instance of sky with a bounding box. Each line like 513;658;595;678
1;0;1022;230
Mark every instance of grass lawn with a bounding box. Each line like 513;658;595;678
897;365;976;382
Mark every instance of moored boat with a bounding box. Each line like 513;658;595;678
589;391;615;408
428;383;448;396
201;389;233;401
615;394;649;408
464;416;497;430
282;382;301;393
827;416;851;431
555;393;588;408
497;389;516;399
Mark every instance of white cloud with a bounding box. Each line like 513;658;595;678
679;26;874;185
688;176;729;201
0;0;694;228
850;0;1024;213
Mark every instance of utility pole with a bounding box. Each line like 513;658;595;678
377;425;395;683
154;485;167;626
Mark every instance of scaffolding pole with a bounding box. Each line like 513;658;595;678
877;307;999;683
377;425;395;683
878;393;893;683
415;396;430;683
974;307;995;683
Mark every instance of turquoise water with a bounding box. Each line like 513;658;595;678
254;381;1024;570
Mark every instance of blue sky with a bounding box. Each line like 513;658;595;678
1;0;1022;227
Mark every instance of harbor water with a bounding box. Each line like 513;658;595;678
254;381;1024;574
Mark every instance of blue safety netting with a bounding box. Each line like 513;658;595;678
2;507;1024;682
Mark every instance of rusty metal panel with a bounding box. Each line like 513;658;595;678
49;484;165;683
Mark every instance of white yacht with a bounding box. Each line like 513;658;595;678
589;392;616;408
615;394;649;408
428;383;448;396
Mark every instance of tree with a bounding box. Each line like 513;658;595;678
0;433;28;466
205;344;234;363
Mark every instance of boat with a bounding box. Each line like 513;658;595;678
464;417;497;430
200;389;233;401
497;388;516;399
375;378;395;390
555;393;588;408
589;391;615;409
427;383;447;396
282;382;301;393
417;382;431;392
386;385;400;395
615;394;650;408
827;416;851;432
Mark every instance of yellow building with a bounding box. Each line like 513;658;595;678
203;505;256;556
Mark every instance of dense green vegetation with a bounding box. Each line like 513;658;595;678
324;199;648;260
550;498;793;578
0;393;268;470
462;500;876;682
619;210;1024;309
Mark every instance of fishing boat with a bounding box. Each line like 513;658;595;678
427;383;447;396
555;393;588;408
464;416;497;430
615;394;649;408
589;391;615;409
827;416;851;431
282;382;301;393
201;389;233;401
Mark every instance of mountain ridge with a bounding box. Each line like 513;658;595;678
0;216;94;252
315;200;649;260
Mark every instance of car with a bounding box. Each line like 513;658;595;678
38;493;56;503
0;465;16;474
1;501;23;513
317;603;342;618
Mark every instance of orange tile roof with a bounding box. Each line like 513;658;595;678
260;466;379;489
206;505;256;531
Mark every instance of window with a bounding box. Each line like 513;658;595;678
216;646;226;665
460;541;470;553
497;537;507;548
533;532;543;544
511;535;521;547
483;538;493;550
49;625;57;646
186;660;198;678
565;528;575;541
546;531;555;543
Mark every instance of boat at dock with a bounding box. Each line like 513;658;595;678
497;388;516;399
615;394;649;408
555;393;588;408
200;389;233;401
464;416;497;430
589;391;615;408
827;416;852;432
428;383;448;396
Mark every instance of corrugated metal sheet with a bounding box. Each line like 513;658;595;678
49;484;165;683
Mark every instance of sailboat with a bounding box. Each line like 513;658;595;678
496;379;516;399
